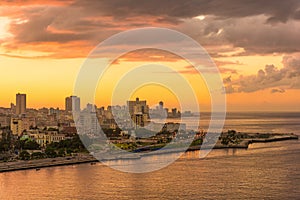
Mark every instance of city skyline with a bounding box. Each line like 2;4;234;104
5;92;187;113
2;91;300;113
0;1;300;112
0;2;299;199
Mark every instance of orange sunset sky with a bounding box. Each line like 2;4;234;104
0;0;300;112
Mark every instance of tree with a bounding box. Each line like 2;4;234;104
19;151;30;160
14;139;25;150
45;147;57;158
57;149;65;157
0;131;12;152
24;140;40;150
31;152;46;159
0;141;9;152
221;130;240;145
191;138;203;146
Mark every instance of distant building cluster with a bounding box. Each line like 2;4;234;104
0;93;192;148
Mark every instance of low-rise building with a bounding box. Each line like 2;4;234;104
28;131;65;147
10;117;36;136
0;115;10;127
162;122;186;132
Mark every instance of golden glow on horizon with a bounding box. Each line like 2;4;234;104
0;56;83;108
227;89;300;111
93;49;212;111
0;43;298;111
218;55;283;77
130;84;181;109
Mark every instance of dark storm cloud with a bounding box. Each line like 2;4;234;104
4;0;300;23
73;0;300;23
176;15;300;55
2;0;300;57
74;0;300;55
221;17;300;54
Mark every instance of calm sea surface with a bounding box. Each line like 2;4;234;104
177;112;300;134
0;112;299;199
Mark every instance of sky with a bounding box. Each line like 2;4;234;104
0;0;300;112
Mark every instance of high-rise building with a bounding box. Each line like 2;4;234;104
65;96;80;112
16;93;26;115
127;97;149;128
127;97;149;115
159;101;164;109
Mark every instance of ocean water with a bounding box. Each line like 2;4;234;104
176;112;300;135
0;112;299;199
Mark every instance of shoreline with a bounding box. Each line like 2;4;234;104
0;134;298;173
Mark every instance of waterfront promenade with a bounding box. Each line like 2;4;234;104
0;155;98;173
0;134;298;173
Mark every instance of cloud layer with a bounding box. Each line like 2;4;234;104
0;0;300;58
224;54;300;93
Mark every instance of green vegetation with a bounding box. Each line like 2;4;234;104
102;128;122;138
19;151;30;160
0;131;12;153
14;138;40;150
114;143;137;150
1;126;295;163
31;152;46;159
45;135;88;157
191;138;203;146
24;140;40;150
0;129;90;161
221;130;241;145
45;147;57;158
